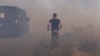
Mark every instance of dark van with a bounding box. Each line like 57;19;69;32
0;6;30;37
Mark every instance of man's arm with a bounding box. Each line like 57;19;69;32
59;22;62;30
47;22;51;31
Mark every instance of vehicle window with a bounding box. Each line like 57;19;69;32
0;12;5;19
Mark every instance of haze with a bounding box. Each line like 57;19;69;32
0;0;100;56
0;0;100;34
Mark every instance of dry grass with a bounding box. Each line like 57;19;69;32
32;26;100;56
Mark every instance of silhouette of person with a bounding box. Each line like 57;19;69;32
47;13;62;48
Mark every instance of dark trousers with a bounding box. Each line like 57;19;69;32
51;30;59;48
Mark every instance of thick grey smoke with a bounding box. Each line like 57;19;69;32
0;0;99;34
0;0;100;56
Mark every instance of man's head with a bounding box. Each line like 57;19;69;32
53;13;57;18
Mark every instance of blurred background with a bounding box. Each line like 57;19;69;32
0;0;100;56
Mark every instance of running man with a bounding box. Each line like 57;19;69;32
47;13;62;48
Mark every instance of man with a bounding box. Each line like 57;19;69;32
47;13;62;48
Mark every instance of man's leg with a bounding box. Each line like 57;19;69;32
55;30;59;47
51;30;59;48
51;30;55;48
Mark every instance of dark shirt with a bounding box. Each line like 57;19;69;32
49;18;60;30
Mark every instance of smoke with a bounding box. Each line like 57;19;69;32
0;0;100;56
0;0;100;34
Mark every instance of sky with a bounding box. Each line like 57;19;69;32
0;0;100;35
